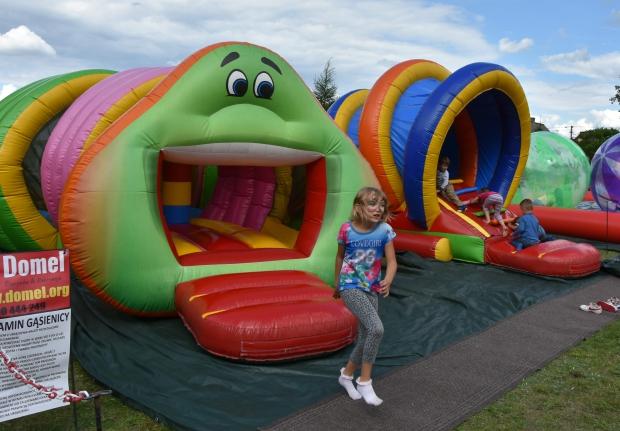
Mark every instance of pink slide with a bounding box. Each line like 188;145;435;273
202;166;275;230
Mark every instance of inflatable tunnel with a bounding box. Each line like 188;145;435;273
327;89;368;147
0;42;382;362
0;70;114;251
330;59;600;277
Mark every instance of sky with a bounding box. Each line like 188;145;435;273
0;0;619;138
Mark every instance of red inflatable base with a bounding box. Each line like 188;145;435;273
485;237;601;278
176;270;357;362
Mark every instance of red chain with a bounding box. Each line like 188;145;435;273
0;348;89;403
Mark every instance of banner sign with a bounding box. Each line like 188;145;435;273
0;250;71;422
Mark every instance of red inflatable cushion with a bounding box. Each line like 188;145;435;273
176;270;357;361
485;237;600;278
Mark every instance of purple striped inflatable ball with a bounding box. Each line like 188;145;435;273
591;133;620;211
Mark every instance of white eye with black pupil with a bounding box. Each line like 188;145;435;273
254;72;274;99
227;70;247;96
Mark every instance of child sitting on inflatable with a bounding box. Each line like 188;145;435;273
437;157;467;212
510;198;554;250
466;187;508;236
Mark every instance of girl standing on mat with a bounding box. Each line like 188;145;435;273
334;186;397;406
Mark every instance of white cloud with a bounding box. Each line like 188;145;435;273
590;109;620;129
0;25;56;56
545;117;593;138
0;1;497;91
0;84;17;101
499;37;533;54
522;78;611;114
541;49;620;79
500;63;535;78
521;75;620;136
534;111;619;139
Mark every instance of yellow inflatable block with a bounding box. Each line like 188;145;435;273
190;218;288;249
260;216;299;248
162;182;192;206
171;232;205;255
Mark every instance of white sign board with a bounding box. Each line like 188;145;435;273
0;250;71;422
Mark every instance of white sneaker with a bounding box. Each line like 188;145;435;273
579;302;602;314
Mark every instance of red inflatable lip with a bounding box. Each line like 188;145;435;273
156;149;328;266
176;270;357;362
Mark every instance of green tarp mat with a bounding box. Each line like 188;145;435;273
71;253;602;430
603;255;620;277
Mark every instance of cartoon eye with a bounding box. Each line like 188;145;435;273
226;70;247;96
254;72;274;99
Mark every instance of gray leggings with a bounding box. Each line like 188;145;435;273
340;288;384;364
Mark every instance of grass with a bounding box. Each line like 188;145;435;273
599;249;620;261
0;360;170;431
457;317;620;431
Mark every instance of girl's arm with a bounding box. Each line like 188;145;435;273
379;241;397;297
482;207;491;223
333;244;345;298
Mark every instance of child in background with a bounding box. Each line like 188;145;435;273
334;186;397;406
437;157;467;212
466;187;508;236
510;198;552;250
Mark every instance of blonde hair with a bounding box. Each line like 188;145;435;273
520;198;534;212
351;187;390;224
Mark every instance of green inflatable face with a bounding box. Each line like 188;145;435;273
60;42;376;315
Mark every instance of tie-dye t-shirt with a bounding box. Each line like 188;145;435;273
337;221;396;293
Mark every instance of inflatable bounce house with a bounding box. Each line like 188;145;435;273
329;60;600;278
0;43;604;363
0;42;386;361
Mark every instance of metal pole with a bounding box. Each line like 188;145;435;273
70;357;79;431
94;395;103;431
84;390;113;431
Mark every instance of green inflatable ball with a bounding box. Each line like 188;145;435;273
514;131;590;208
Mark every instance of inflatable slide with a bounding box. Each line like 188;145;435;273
330;60;600;277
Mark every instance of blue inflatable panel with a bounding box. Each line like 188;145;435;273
441;127;459;174
391;78;440;174
347;107;363;147
163;205;191;225
466;92;502;189
327;89;361;119
456;186;478;196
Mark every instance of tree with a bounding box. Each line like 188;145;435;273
611;84;620;111
312;59;337;111
574;127;619;160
